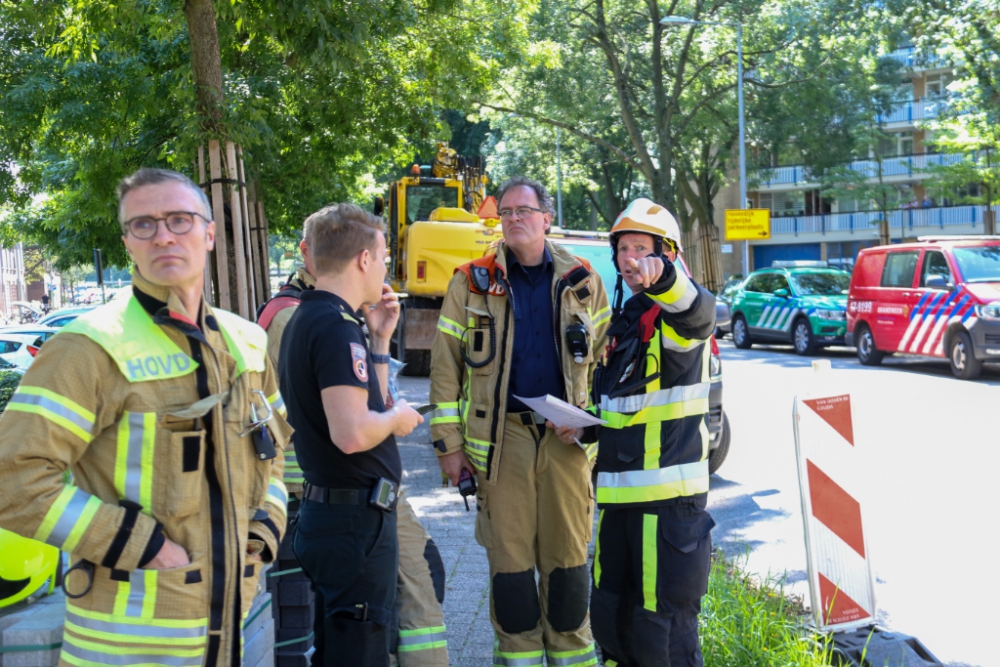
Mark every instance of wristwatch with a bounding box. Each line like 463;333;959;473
370;352;391;364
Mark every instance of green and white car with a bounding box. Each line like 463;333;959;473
730;266;851;355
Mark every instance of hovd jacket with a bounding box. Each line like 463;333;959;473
591;259;716;508
0;271;292;667
429;240;612;482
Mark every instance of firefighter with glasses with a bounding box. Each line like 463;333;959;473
585;199;716;667
430;176;611;667
0;168;291;667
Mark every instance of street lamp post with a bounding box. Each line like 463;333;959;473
660;15;747;277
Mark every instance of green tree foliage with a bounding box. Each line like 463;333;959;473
478;0;892;287
0;370;22;415
0;0;530;268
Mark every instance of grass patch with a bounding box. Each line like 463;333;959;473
702;552;831;666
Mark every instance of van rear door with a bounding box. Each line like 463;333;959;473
875;249;921;352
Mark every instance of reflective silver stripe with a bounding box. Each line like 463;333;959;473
65;612;207;639
61;640;204;667
430;407;460;420
9;393;94;433
48;487;92;548
597;460;709;489
651;272;697;312
437;318;465;337
284;453;298;463
465;440;490;455
124;412;145;504
493;655;545;667
600;382;710;414
268;482;287;506
125;571;146;618
547;648;598;666
269;393;285;412
397;630;448;647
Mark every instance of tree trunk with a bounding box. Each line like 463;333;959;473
184;0;224;133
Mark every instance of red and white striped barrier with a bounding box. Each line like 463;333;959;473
793;371;876;631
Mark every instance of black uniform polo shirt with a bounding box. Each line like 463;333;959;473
279;289;401;489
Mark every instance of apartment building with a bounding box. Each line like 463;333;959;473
0;243;26;322
715;46;998;278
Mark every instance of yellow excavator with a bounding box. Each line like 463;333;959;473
378;142;502;375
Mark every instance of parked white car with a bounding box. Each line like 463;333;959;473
0;333;44;369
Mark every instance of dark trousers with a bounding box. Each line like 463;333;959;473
591;505;714;667
293;498;399;667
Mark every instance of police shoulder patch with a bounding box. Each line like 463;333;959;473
350;342;369;382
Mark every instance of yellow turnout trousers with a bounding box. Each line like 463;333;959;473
395;489;448;666
474;413;597;667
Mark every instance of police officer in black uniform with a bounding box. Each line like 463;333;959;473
280;203;423;667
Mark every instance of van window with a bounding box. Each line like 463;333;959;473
920;251;953;288
0;341;21;354
881;251;919;288
770;274;790;293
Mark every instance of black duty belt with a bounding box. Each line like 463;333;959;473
302;483;365;505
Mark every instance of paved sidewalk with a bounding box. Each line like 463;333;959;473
395;377;495;666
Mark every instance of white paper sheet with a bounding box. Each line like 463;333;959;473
513;394;607;428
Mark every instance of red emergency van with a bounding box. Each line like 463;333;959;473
846;236;1000;379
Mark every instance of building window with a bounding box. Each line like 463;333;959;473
759;191;806;217
876;131;914;157
924;73;952;98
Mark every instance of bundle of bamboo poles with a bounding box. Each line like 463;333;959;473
197;141;271;318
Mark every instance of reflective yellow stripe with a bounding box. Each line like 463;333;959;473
140;412;155;512
430;403;461;425
648;271;696;312
593;509;604;587
596;463;710;505
34;486;101;552
7;386;95;443
114;412;156;514
63;620;206;647
642;335;660;471
601;398;709;428
660;323;701;352
591;306;612;327
642;513;658;612
494;648;545;667
63;633;205;658
267;391;286;417
547;644;598;666
397;625;447;652
67;603;208;629
283;451;304;484
267;478;288;514
437;316;466;340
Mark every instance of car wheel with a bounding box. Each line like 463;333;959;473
793;318;816;356
855;324;884;366
732;315;752;349
708;412;730;475
948;330;982;380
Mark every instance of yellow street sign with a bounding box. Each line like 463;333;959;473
725;209;771;241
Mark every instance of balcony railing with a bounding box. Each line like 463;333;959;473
770;204;1000;235
753;152;968;187
877;98;944;124
885;47;943;70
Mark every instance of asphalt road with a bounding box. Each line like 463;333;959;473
710;338;999;667
400;341;997;666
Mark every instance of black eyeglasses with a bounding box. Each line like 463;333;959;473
498;206;545;220
124;211;210;239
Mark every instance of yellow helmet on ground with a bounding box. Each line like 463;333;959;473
610;198;682;253
0;528;60;608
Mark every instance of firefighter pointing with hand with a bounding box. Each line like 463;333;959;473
0;168;291;667
585;199;717;667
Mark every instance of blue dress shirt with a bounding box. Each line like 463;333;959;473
505;247;565;413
